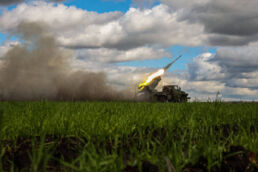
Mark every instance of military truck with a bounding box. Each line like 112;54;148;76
138;55;190;102
153;85;189;102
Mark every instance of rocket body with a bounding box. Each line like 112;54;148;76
138;55;182;91
163;55;182;71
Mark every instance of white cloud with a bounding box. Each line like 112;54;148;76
75;46;170;63
0;3;206;50
0;2;122;33
228;77;258;90
118;5;206;47
215;45;258;71
162;71;258;101
187;52;225;81
183;45;258;100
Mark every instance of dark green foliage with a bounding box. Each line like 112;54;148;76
0;101;257;171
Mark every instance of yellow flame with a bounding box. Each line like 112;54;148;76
138;68;165;90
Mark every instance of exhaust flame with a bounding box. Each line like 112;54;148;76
138;68;165;90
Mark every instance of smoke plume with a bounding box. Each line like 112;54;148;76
0;22;130;101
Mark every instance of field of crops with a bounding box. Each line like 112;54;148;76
0;101;257;171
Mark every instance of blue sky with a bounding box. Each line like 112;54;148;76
64;0;160;13
64;0;131;13
119;46;216;71
0;33;6;44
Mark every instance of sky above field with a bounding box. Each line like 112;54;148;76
0;0;258;101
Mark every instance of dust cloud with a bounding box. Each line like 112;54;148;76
0;22;132;101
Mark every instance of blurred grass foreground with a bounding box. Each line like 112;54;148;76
0;101;257;171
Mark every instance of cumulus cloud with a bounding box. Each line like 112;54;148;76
0;3;206;50
109;0;258;46
3;0;258;48
162;66;258;101
187;53;224;81
212;45;258;90
183;44;258;100
190;0;258;36
75;46;170;63
0;3;122;33
214;46;258;74
117;5;205;48
165;0;258;46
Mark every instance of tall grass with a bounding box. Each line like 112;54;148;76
0;101;257;171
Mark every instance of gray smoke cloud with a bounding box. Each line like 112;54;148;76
0;22;131;101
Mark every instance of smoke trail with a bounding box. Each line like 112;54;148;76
0;22;128;101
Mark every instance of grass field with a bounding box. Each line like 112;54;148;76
0;101;257;171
